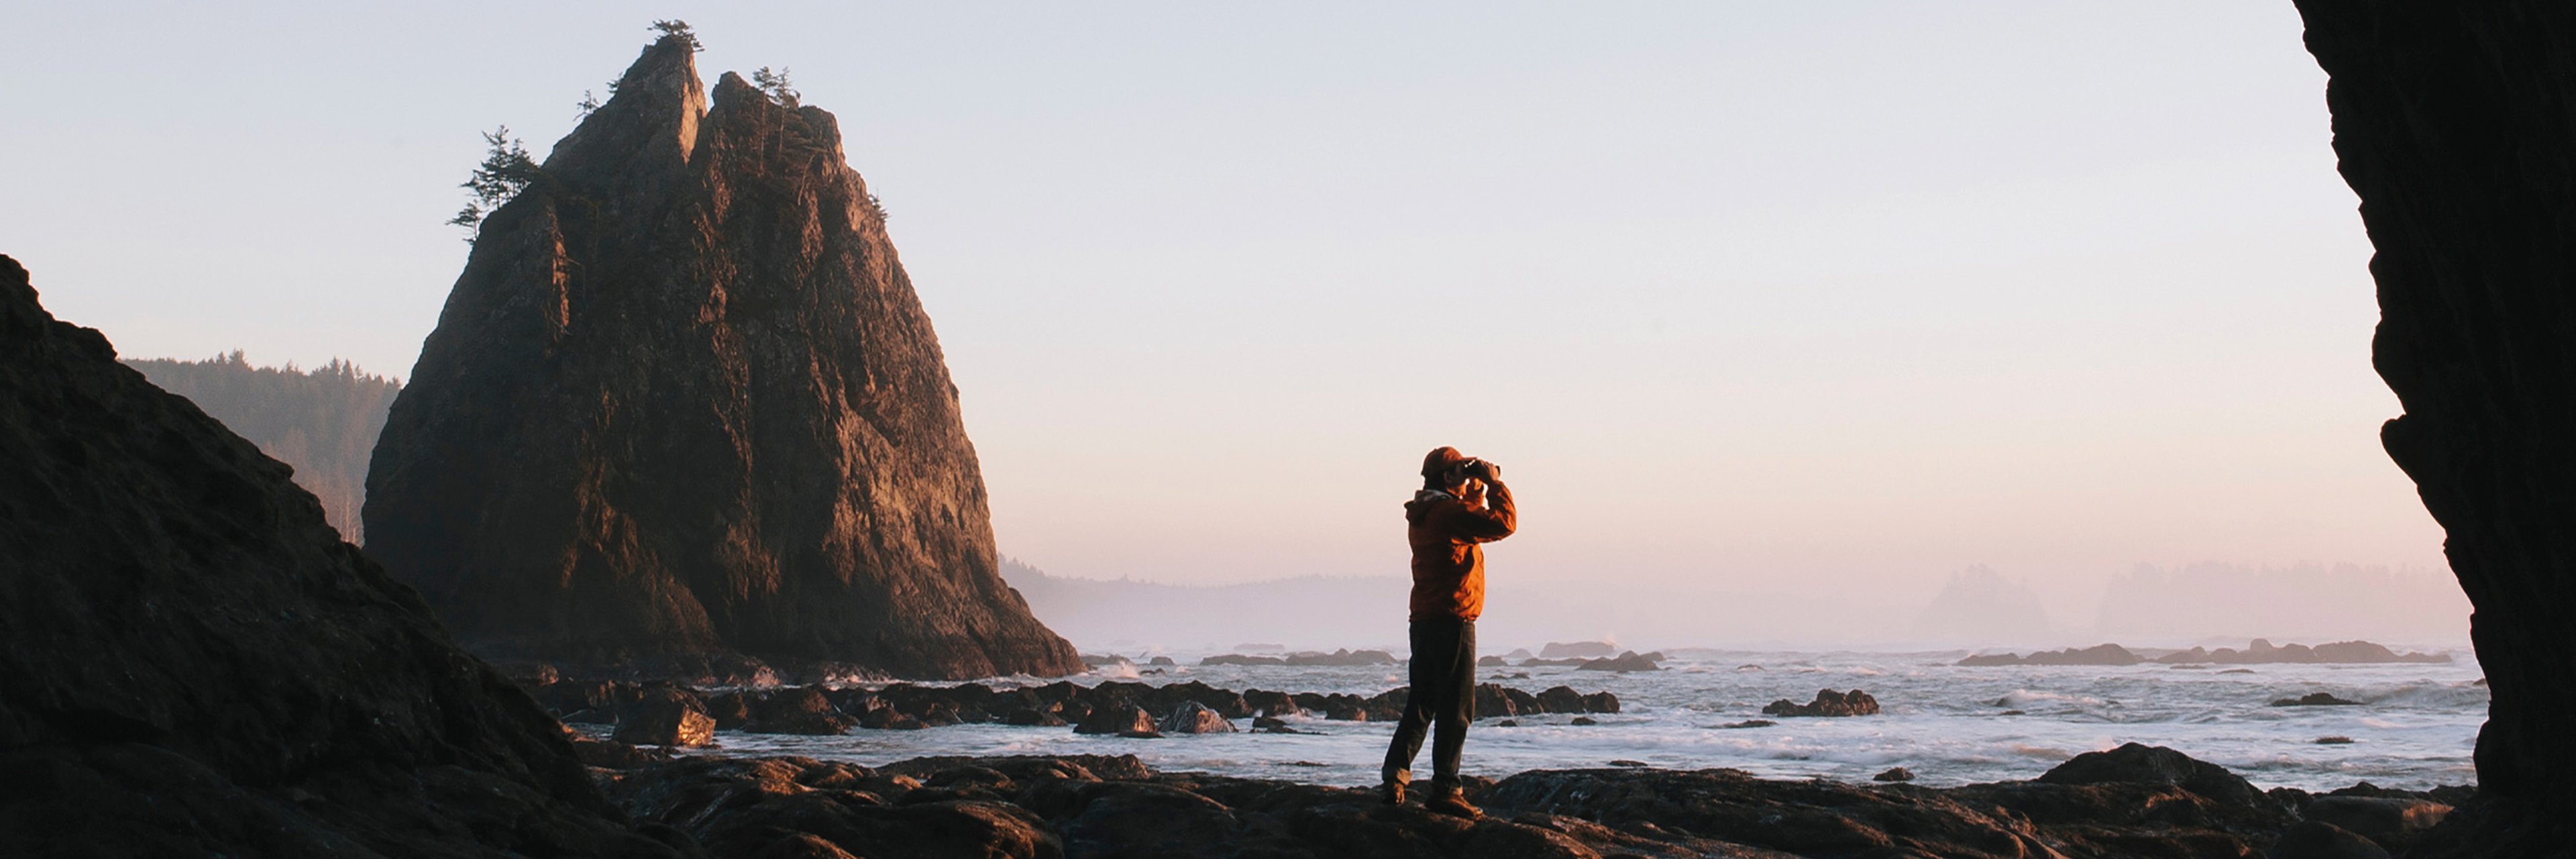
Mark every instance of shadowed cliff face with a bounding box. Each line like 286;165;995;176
364;36;1081;680
2297;0;2576;848
0;256;655;856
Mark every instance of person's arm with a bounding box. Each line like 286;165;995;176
1445;480;1515;542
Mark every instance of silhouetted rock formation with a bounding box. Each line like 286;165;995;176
1537;640;1619;658
2154;638;2450;665
1957;642;2141;666
1959;640;2447;667
2308;5;2576;851
123;352;399;542
362;34;1079;680
2298;3;2576;853
0;255;645;854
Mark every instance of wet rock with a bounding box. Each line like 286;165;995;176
1317;694;1371;721
2037;742;2260;807
1073;703;1160;738
614;687;716;748
861;709;926;731
1005;707;1068;727
702;691;752;729
2271;693;2363;707
1474;683;1532;717
1536;685;1587;713
1570;717;1599;726
1763;689;1880;717
1719;719;1776;729
2316;736;2355;745
745;687;855;735
2271;820;2390;859
1242;689;1300;717
570;736;673;770
1874;767;1915;782
1158;701;1237;734
2303;796;2451;852
1576;650;1662;672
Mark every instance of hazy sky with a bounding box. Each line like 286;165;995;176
1;3;2447;616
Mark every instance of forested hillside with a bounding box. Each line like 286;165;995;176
125;352;398;542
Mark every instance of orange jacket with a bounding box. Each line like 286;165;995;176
1405;481;1516;621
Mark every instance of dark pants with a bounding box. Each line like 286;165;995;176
1383;616;1475;787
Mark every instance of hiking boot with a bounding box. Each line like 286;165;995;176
1379;780;1406;806
1424;785;1483;819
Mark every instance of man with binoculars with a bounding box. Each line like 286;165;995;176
1381;446;1517;818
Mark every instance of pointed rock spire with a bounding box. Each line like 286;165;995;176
366;32;1081;680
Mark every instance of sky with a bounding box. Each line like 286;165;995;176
0;3;2455;632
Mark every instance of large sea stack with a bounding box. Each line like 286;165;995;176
364;35;1080;680
0;255;660;856
2298;1;2576;852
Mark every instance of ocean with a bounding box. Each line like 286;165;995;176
661;649;2485;793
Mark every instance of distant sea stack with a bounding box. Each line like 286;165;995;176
2298;0;2576;850
0;256;637;854
364;33;1081;680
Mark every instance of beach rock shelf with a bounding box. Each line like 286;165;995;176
562;743;2469;858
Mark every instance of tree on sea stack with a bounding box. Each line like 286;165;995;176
364;29;1083;680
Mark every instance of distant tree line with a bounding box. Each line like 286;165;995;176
125;352;400;544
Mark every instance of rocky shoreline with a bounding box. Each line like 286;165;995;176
513;675;1625;745
566;738;2471;858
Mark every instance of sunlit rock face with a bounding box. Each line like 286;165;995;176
2298;0;2576;847
0;255;633;854
364;35;1081;680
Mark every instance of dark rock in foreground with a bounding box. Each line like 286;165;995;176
0;253;645;855
571;744;2455;858
2038;742;2262;808
1763;689;1881;717
362;32;1080;680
